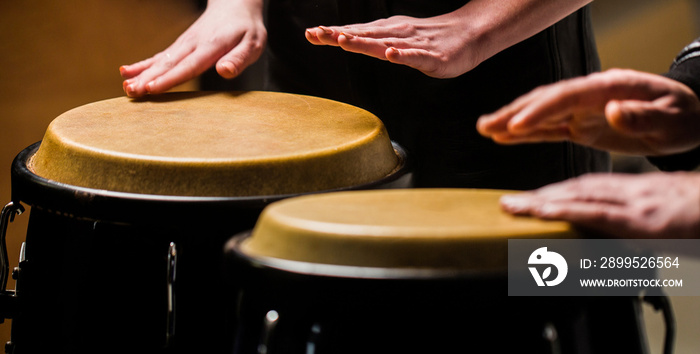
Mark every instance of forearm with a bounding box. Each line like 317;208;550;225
209;0;263;11
454;0;592;65
206;0;264;21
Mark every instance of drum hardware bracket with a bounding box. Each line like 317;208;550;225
643;295;675;354
165;242;177;348
306;323;322;354
0;202;24;322
542;322;561;354
258;310;280;354
5;340;16;354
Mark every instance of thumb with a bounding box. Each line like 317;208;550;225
605;99;661;135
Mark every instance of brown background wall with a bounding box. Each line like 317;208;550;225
0;0;698;352
0;0;200;348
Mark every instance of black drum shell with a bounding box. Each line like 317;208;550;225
225;232;648;354
6;141;412;354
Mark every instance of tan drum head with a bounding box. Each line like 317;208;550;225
29;91;399;196
239;189;579;271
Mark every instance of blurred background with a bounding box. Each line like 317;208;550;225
0;0;698;352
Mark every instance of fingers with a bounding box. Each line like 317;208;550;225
488;126;572;144
119;57;156;80
216;33;265;79
336;32;390;60
122;49;202;97
500;191;634;237
477;87;574;138
121;34;257;97
121;43;198;97
307;26;409;62
503;174;639;207
306;23;426;64
477;70;652;138
306;23;398;46
142;53;213;95
499;173;655;237
482;78;608;134
305;26;340;46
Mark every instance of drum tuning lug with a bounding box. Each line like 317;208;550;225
306;323;322;354
1;202;24;296
165;242;177;347
11;243;26;286
4;341;15;354
258;310;280;354
542;322;561;354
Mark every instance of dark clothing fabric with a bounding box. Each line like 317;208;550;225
652;37;700;171
263;1;609;190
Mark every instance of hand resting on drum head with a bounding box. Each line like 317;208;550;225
120;0;266;98
498;172;700;239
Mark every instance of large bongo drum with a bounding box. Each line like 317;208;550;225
0;91;411;354
225;189;648;354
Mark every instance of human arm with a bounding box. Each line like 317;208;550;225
500;172;700;238
304;0;592;78
476;68;700;156
120;0;266;97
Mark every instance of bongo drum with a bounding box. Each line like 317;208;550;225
0;91;411;354
225;189;648;354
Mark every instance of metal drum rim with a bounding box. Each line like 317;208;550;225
225;231;506;281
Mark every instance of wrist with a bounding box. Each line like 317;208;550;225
451;0;592;66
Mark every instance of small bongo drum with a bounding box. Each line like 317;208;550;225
0;92;410;354
225;189;648;354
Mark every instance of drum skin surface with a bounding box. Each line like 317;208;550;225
241;189;578;270
29;91;398;196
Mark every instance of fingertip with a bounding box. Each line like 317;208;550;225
120;65;138;80
499;194;533;215
217;61;238;79
337;32;354;46
305;28;327;45
305;29;318;43
124;83;138;98
385;47;400;61
318;26;333;35
505;112;537;135
489;134;520;145
533;202;561;219
476;114;494;133
605;100;626;126
606;100;643;135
